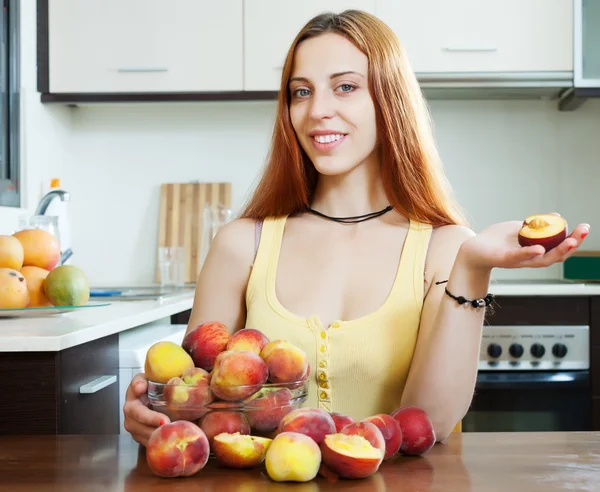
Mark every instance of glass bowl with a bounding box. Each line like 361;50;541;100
147;378;308;436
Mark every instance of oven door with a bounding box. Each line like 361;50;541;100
462;370;591;432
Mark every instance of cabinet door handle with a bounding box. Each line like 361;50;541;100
117;67;169;73
79;375;117;394
442;47;498;53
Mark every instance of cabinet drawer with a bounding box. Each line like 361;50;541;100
59;334;120;434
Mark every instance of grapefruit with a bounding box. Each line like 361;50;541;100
44;265;90;307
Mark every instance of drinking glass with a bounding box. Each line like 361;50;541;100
158;246;186;288
18;215;61;245
199;203;233;268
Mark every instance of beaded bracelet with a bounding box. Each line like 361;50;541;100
435;280;494;308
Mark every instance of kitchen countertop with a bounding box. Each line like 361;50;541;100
0;291;194;352
1;432;598;491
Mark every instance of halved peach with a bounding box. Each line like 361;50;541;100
518;214;567;252
212;432;272;469
320;433;383;479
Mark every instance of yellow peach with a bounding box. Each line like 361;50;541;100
144;341;195;384
265;432;321;482
212;432;272;468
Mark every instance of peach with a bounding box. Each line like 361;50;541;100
260;340;309;384
244;387;294;432
265;432;321;482
518;213;567;252
163;367;212;421
226;328;270;354
329;412;355;432
13;229;60;270
320;432;383;479
146;420;210;478
0;235;24;270
210;350;268;401
144;341;195;384
277;407;336;445
340;421;386;459
182;321;230;371
199;411;251;447
212;432;272;468
390;406;436;456
0;268;29;309
20;266;52;308
362;414;403;460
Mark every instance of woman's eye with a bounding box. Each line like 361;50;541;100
338;84;355;93
293;88;311;97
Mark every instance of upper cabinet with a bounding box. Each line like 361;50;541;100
45;0;243;93
575;0;600;86
243;1;376;91
375;0;573;74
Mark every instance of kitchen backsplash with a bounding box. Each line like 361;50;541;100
3;98;600;284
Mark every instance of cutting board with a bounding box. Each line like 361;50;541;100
157;182;232;283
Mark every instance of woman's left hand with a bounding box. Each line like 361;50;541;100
458;216;590;271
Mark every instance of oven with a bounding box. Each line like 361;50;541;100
462;324;590;432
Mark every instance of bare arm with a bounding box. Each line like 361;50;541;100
184;218;256;337
400;225;488;442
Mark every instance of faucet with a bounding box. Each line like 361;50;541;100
35;189;70;215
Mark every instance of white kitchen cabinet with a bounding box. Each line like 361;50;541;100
48;0;243;93
244;1;376;91
575;0;600;86
375;0;573;74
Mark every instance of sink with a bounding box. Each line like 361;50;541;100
89;285;195;301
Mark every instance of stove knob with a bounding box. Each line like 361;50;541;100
487;343;502;358
509;343;524;358
530;343;545;358
552;343;568;358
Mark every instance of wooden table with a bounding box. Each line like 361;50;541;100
1;432;599;491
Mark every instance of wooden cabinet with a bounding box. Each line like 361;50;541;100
1;334;120;435
243;0;376;91
45;0;243;93
375;0;573;74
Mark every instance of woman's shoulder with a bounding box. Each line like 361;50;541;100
424;223;476;281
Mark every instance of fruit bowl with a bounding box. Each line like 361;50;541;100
147;378;309;436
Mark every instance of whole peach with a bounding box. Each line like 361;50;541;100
277;407;336;445
146;421;210;478
244;387;294;432
390;406;436;456
362;413;403;460
329;412;355;432
210;350;268;401
199;411;251;447
163;367;212;421
226;328;270;354
265;432;321;482
182;321;230;371
260;340;309;384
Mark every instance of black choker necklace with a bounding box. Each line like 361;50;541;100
307;205;393;224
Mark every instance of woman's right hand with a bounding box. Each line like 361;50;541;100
123;373;170;447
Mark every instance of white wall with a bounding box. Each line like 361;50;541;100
62;98;600;285
0;0;72;235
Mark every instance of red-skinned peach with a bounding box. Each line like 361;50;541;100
226;328;270;354
362;413;403;460
212;432;272;469
163;367;212;421
517;214;568;252
199;411;251;447
277;407;336;445
244;387;294;432
146;421;210;478
340;421;386;459
390;406;436;456
182;321;230;371
329;412;355;432
320;432;383;479
210;350;268;401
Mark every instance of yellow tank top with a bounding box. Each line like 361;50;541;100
245;215;433;422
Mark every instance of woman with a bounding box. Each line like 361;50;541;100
123;10;589;447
